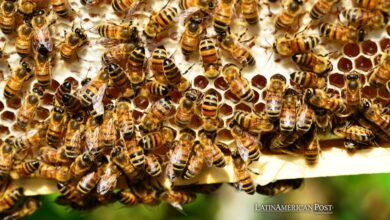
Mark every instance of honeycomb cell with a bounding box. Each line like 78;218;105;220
168;91;182;104
338;57;353;72
220;104;233;116
343;43;360;57
214;77;229;91
36;107;50;120
224;90;240;103
194;75;209;89
387;26;390;36
1;111;15;122
380;38;389;51
134;96;149;109
106;86;121;99
217;129;233;141
6;97;21;109
50;80;60;91
327;88;340;96
329;73;345;88
42;93;54;105
0;101;3;112
362;86;377;98
378;88;390;99
254;102;265;112
189;115;202;129
251;75;267;90
132;110;143;122
362;40;377;55
64;77;79;89
262;90;267;99
250;90;260;103
355;56;373;72
235;103;252;113
359;74;366;85
0;125;10;137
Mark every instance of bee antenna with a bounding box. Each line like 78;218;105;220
183;64;195;75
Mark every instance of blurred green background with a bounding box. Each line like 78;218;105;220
24;173;390;220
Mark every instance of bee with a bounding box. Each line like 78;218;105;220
16;23;34;57
117;190;139;206
125;138;145;169
314;107;331;130
140;81;170;97
199;132;226;168
106;63;131;90
111;146;139;178
280;89;299;133
358;117;390;142
51;0;73;17
175;90;199;127
64;119;84;159
310;0;340;20
179;0;215;13
201;91;219;118
102;43;135;65
4;61;34;99
231;124;261;162
181;14;204;58
127;46;146;90
273;35;320;56
31;9;54;56
111;0;143;13
141;97;174;131
116;101;134;140
38;163;71;182
18;0;41;15
256;179;304;196
304;131;320;165
3;197;41;220
97;162;121;195
97;22;139;42
34;53;52;89
170;129;195;172
270;132;300;152
213;0;234;34
138;126;176;150
183;141;204;179
16;88;42;129
81;0;103;6
0;143;13;177
199;36;221;79
296;104;314;134
38;146;71;165
46;106;66;146
355;0;390;13
290;71;327;89
62;93;83;114
70;152;93;178
339;8;387;29
150;46;168;84
368;47;390;88
334;124;376;150
54;81;72;106
13;160;40;176
233;111;274;133
60;27;88;61
344;71;361;108
265;74;286;120
275;0;304;31
222;64;255;101
219;33;256;67
78;68;109;107
98;108;117;151
14;124;47;153
131;184;160;206
360;99;390;136
0;0;17;34
232;154;255;195
57;182;82;202
85;116;101;156
163;58;187;87
143;6;178;39
291;52;333;75
0;187;24;212
319;22;365;43
240;0;260;25
304;89;347;115
77;168;103;195
145;153;162;177
160;190;196;210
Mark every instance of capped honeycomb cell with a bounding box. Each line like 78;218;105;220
338;57;353;72
355;56;373;72
380;38;390;51
254;102;265;112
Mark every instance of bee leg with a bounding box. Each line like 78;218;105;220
344;139;359;153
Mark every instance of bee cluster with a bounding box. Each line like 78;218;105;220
0;0;389;218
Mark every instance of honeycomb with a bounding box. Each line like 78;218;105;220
0;0;389;216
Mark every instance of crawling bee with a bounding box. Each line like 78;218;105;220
78;68;109;107
179;0;215;14
77;168;103;195
0;143;14;178
3;197;41;220
38;146;71;165
54;81;72;106
368;47;390;88
150;46;169;84
175;90;199;127
16;23;34;58
240;0;260;25
13;161;40;177
334;124;376;151
98;107;117;152
38;163;71;182
291;52;333;75
279;89;299;133
31;9;54;56
16;88;42;129
116;190;139;206
145;153;162;177
0;0;17;35
34;53;52;89
232;154;256;195
111;0;144;13
275;0;304;31
304;88;347;115
231;124;261;162
183;141;204;180
127;46;146;90
290;71;327;89
64;119;84;159
355;0;390;13
296;104;314;134
219;32;256;66
140;97;175;131
18;0;42;15
46;106;66;146
319;22;365;43
111;146;139;178
256;179;304;196
51;0;74;18
60;27;88;61
360;99;390;136
139;81;170;97
170;129;196;173
97;22;139;42
343;71;361;108
14;124;47;153
97;162;121;195
102;43;135;65
116;101;134;140
199;131;226;168
70;152;93;178
4;61;34;99
0;187;24;212
143;5;178;40
233;111;274;133
273;35;320;56
160;190;196;211
222;63;255;101
310;0;340;20
265;74;286;120
213;0;234;34
200;36;221;79
339;8;387;30
181;14;204;58
163;58;191;92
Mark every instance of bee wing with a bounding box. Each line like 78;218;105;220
92;84;107;116
203;145;214;168
236;141;249;162
86;127;100;152
34;28;53;52
97;173;118;195
166;163;176;182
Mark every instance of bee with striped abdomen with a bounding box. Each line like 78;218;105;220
240;0;260;25
231;124;261;162
57;182;82;203
290;71;327;89
13;160;40;177
310;0;340;20
54;81;72;106
4;61;34;99
199;131;226;168
296;104;314;134
162;58;191;91
334;124;376;151
343;71;361;108
319;22;365;43
232;154;256;195
78;68;109;107
179;0;215;14
14;124;47;153
77;168;103;195
144;5;178;40
291;52;333;75
116;190;139;206
359;99;390;136
200;36;221;79
279;89;299;133
150;46;169;84
60;27;88;61
97;22;139;42
140;81;169;97
222;63;255;101
138;126;176;150
106;63;131;90
38;163;71;182
3;197;41;220
265;74;286;120
160;190;196;211
275;0;304;31
97;162;121;195
0;143;14;178
0;187;24;212
116;101;134;140
339;8;387;30
111;146;139;178
34;52;52;89
46;106;66;147
31;9;54;56
304;88;347;115
98;108;117;152
183;141;204;179
16;88;42;129
70;152;93;178
181;13;204;59
233;111;274;133
175;90;200;127
213;0;234;34
303;128;320;165
355;0;389;13
273;35;320;56
368;47;390;88
16;23;34;58
170;129;195;173
125;138;145;169
102;43;135;65
0;0;17;34
127;46;146;90
38;146;71;165
51;0;74;18
64;119;84;159
140;97;175;131
219;33;256;67
145;153;162;177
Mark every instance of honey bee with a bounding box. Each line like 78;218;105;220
143;6;178;39
280;89;299;133
314;107;331;130
240;0;260;25
179;0;215;13
170;129;195;172
233;111;274;133
304;89;347;115
213;0;234;34
256;179;304;196
199;131;226;168
3;197;41;220
310;0;339;20
60;27;88;61
145;153;162;177
85;116;101;156
97;162;121;195
219;33;256;67
46;106;66;146
116;101;134;140
183;141;204;179
117;190;139;206
51;0;74;17
334;124;376;150
97;22;139;42
14;124;47;153
64;119;84;159
54;81;72;106
102;43;135;65
0;143;13;177
16;23;34;58
111;146;139;178
81;0;103;6
98;108;117;151
344;71;361;108
150;46;168;84
139;126;176;150
290;71;327;89
163;58;189;88
368;47;390;88
38;163;71;182
303;128;320;165
78;68;109;107
141;97;174;131
31;9;54;56
140;81;170;97
358;117;390;142
355;0;390;13
270;132;300;152
57;182;82;202
181;14;204;58
125;138;145;169
273;35;320;56
291;52;333;75
201;91;219;118
222;64;255;101
70;152;93;178
0;0;17;34
16;88;42;129
4;61;34;99
231;124;261;162
131;184;160;206
38;146;71;165
160;190;196;210
319;22;365;43
232;154;255;195
360;99;390;136
339;8;387;29
34;53;52;89
265;74;286;120
175;90;199;127
0;187;24;212
106;63;131;90
296;104;314;134
127;46;146;90
77;168;103;195
275;0;304;31
199;36;221;79
18;0;41;15
13;160;40;176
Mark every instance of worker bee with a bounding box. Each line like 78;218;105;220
106;63;131;90
150;46;169;84
296;104;314;134
64;119;84;159
160;190;196;211
355;0;390;13
201;91;219;118
143;6;178;39
116;101;134;140
111;146;139;178
0;0;17;34
16;88;42;129
319;22;365;43
183;141;204;179
70;152;93;178
18;0;42;15
102;43;135;65
279;89;299;133
57;182;82;202
273;35;320;56
256;179;304;196
127;46;146;90
233;111;274;133
54;81;72;106
78;68;109;107
304;89;347;115
38;163;71;182
16;23;34;58
270;132;300;152
360;99;390;136
60;27;88;61
14;124;47;153
175;90;199;127
138;126;176;150
81;0;103;6
97;162;121;195
131;184;160;206
13;160;40;176
141;97;175;131
97;22;139;42
4;61;34;99
219;33;256;67
275;0;304;31
31;9;54;56
310;0;340;20
38;146;71;165
124;138;144;169
116;190;139;206
98;108;117;151
77;168;103;195
291;52;333;75
46;106;66;146
314;107;331;130
339;8;387;29
163;58;189;88
140;81;170;97
368;47;390;88
145;153;162;177
199;131;226;168
85;116;101;156
222;64;255;101
170;129;195;172
290;71;327;89
181;14;204;58
232;154;255;195
265;74;286;120
343;71;361;108
213;0;234;34
0;143;13;177
0;187;24;212
240;0;260;25
51;0;74;17
231;124;261;162
3;197;41;220
334;124;376;151
179;0;215;13
303;128;320;165
199;36;221;79
62;93;84;114
34;53;52;89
